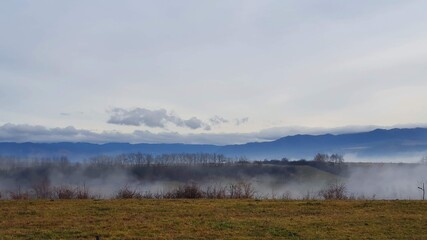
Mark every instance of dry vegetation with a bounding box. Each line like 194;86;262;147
0;199;425;239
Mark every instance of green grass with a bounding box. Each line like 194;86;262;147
0;200;426;239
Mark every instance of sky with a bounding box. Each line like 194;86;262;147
1;0;427;144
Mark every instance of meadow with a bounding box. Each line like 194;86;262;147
0;199;426;239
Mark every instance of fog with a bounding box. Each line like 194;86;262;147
346;163;427;199
344;153;427;163
0;154;425;200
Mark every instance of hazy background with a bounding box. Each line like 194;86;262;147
0;154;425;200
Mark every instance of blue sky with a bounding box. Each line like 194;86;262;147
1;0;427;144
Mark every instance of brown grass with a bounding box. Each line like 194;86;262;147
0;200;426;239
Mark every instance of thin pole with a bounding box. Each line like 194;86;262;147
418;183;426;200
419;183;425;200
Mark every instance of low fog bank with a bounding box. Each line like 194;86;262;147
346;163;427;199
0;153;426;200
344;153;427;163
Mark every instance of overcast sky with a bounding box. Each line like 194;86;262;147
1;0;427;144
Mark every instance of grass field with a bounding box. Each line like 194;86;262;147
0;200;426;239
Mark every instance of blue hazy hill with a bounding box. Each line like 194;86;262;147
0;128;426;160
221;128;427;158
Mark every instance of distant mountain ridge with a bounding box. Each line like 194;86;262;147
0;128;426;160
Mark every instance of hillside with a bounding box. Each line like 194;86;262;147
0;128;426;160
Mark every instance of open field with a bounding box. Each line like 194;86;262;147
0;200;426;239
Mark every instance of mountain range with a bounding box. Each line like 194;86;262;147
0;128;426;161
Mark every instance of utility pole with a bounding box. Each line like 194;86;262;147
418;183;425;200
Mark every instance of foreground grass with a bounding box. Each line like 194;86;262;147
0;200;426;239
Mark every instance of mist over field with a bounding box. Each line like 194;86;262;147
346;163;426;199
0;153;425;200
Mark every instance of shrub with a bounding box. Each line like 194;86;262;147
170;183;204;199
75;185;90;199
115;185;142;199
229;182;255;199
319;182;348;200
55;185;76;199
9;186;30;200
280;191;292;200
205;185;227;199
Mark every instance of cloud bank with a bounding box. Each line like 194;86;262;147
107;107;249;131
107;108;211;130
0;123;257;145
2;123;426;146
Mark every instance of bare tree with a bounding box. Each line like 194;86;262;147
319;182;348;200
330;154;344;164
314;153;329;162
